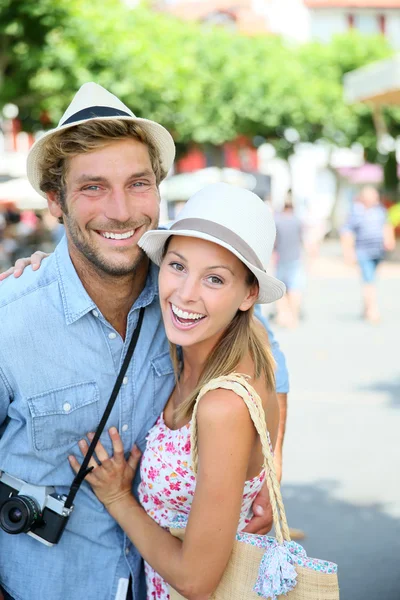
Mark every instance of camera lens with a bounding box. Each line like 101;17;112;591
0;496;42;534
9;507;23;523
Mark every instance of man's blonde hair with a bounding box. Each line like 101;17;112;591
39;120;166;199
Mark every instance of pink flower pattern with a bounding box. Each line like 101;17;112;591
138;409;267;599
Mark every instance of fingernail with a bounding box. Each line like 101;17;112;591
254;505;264;516
32;264;39;270
109;426;117;435
87;432;94;439
78;440;85;448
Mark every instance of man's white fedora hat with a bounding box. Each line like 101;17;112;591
139;182;286;304
27;82;176;198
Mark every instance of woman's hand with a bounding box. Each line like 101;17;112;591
0;251;50;281
243;481;273;535
68;427;142;509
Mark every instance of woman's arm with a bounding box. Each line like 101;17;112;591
0;251;49;280
72;389;257;600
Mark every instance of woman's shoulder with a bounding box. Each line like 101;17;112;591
196;381;252;421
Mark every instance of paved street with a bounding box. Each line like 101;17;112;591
264;242;400;600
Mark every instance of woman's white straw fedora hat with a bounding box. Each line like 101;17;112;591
139;182;286;304
27;82;176;198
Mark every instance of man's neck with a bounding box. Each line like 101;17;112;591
70;252;150;339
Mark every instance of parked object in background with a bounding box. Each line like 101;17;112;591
341;186;395;323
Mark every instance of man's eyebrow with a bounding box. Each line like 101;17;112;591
75;175;108;184
166;251;235;275
75;170;155;184
127;169;155;179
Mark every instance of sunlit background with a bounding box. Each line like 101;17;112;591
1;2;400;599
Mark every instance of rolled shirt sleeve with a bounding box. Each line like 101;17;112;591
254;305;289;394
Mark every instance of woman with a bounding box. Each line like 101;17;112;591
8;183;286;600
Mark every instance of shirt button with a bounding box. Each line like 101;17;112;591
125;547;130;555
121;424;129;432
123;377;128;385
108;332;117;340
92;310;99;318
63;402;71;413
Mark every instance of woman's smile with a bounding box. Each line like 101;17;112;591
169;302;207;330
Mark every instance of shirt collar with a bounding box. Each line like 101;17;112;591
55;235;159;325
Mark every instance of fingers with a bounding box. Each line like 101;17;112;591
108;427;126;465
127;445;142;473
78;438;100;471
31;251;50;269
0;266;16;281
0;252;50;281
242;513;272;535
87;432;111;464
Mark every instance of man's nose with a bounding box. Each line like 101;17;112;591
104;188;131;223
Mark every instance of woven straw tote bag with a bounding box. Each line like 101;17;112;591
169;374;339;600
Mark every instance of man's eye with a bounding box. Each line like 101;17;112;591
82;185;100;191
170;262;184;272
132;181;146;187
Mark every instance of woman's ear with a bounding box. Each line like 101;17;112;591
239;282;259;312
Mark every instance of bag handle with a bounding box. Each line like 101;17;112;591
190;373;291;545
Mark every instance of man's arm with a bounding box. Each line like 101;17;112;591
254;307;289;482
254;305;289;396
243;308;289;533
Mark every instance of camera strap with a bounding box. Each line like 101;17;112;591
64;307;145;509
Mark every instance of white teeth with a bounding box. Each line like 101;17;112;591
171;303;205;320
101;230;135;240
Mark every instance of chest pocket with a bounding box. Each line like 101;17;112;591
150;351;175;417
27;382;100;452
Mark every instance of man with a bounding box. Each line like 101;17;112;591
341;185;395;323
274;193;305;329
0;83;288;600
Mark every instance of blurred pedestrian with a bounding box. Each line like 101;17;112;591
274;192;305;328
341;185;395;323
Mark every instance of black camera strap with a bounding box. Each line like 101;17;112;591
64;307;145;509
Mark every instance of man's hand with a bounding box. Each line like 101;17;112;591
243;481;273;534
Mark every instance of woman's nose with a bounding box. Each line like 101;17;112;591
178;276;200;303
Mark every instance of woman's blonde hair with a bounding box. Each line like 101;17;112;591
39;120;165;204
167;251;276;421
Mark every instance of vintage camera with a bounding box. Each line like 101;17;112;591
0;471;73;546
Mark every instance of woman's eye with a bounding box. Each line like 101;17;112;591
170;262;185;272
207;275;223;285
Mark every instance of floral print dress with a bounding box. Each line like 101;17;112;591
138;394;267;600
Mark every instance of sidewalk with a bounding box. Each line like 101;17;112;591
270;241;400;600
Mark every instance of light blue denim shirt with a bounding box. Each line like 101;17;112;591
0;236;175;600
255;305;289;395
0;236;288;600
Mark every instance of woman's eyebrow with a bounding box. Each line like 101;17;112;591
167;250;187;261
207;265;235;275
167;251;235;275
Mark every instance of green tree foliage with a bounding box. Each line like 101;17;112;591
0;1;396;160
0;0;71;122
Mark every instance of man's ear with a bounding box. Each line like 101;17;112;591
47;191;63;220
239;283;259;312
